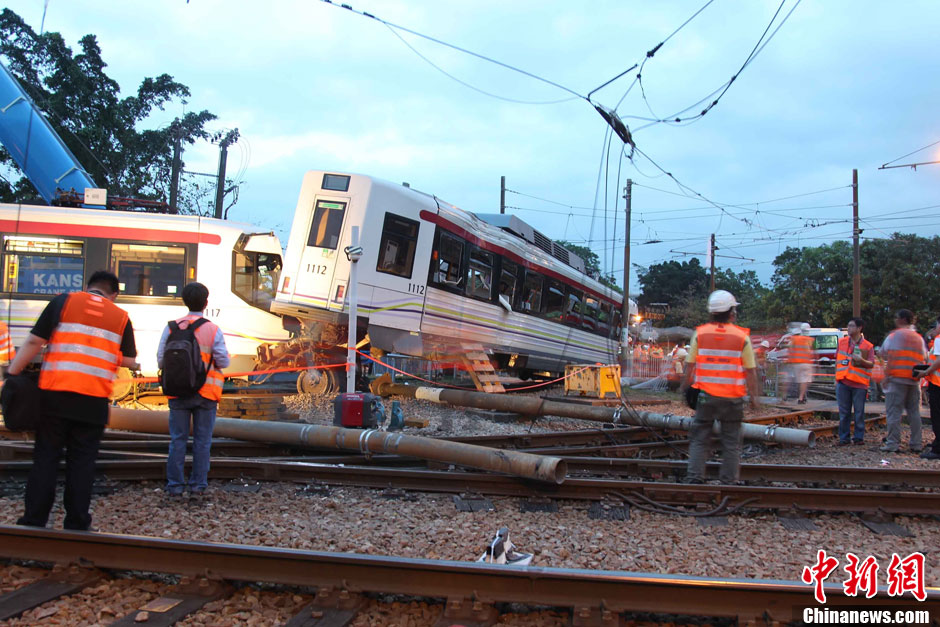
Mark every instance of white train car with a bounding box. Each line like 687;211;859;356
0;203;290;396
273;171;633;391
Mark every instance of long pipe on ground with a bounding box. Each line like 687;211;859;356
371;380;814;448
108;408;566;484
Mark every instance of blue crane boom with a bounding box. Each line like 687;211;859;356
0;60;96;204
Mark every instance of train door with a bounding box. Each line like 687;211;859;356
366;211;432;335
292;197;348;310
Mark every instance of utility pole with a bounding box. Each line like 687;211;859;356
852;168;860;317
213;129;239;219
500;176;506;214
709;233;717;292
621;179;632;367
168;130;181;215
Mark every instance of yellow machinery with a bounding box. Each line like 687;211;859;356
563;364;622;399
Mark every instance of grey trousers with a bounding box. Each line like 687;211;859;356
686;392;744;483
884;382;922;450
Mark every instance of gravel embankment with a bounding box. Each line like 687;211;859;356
1;393;936;625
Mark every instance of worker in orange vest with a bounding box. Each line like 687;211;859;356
880;309;926;453
786;323;815;404
7;271;138;530
914;317;940;459
835;317;874;446
680;290;760;484
158;282;230;496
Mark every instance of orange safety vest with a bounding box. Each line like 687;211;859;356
39;292;129;398
174;313;225;401
884;328;925;381
788;334;814;364
926;339;940;387
835;336;873;387
871;358;885;384
0;321;14;363
692;322;750;398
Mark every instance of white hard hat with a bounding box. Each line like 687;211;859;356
707;290;739;313
800;322;811;333
760;340;770;348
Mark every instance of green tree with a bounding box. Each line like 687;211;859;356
636;258;770;328
555;240;621;292
0;9;218;212
766;234;940;344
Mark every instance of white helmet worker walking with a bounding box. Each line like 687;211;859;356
707;290;739;313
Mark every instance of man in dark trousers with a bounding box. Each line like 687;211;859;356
8;271;137;530
914;317;940;459
680;290;760;484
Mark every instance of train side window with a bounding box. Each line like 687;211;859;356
376;213;419;279
111;243;185;297
522;271;543;313
566;289;583;328
2;236;84;294
466;246;494;301
597;302;611;337
433;231;464;289
582;296;599;332
610;308;622;340
498;259;519;305
544;278;565;321
234;251;281;310
307;200;347;249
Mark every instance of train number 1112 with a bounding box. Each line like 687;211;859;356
306;264;328;275
407;283;425;295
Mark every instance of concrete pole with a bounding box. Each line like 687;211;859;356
621;180;632;372
852;169;861;317
367;379;814;447
347;226;360;393
108;408;566;484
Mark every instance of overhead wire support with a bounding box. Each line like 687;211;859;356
879;139;940;170
878;160;940;171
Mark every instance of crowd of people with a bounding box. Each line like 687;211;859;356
679;290;940;486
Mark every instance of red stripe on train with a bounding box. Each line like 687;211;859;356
0;219;223;245
419;210;620;308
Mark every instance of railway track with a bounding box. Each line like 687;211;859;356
1;525;937;624
0;458;937;515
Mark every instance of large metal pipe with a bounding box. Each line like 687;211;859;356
107;408;566;484
377;385;814;448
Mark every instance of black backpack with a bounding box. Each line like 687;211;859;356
159;318;210;397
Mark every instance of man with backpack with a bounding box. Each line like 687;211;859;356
157;282;229;496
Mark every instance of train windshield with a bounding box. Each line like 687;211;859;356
234;251;282;311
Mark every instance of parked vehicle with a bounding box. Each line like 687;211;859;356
767;327;846;363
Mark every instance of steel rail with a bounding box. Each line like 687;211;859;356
564;458;940;488
1;459;937;515
1;526;936;622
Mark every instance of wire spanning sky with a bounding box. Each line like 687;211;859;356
4;0;939;292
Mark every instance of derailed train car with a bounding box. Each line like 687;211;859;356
270;171;635;394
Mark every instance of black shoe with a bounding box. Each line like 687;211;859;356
852;440;864;445
920;450;940;460
797;399;807;405
836;441;850;446
910;448;923;454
